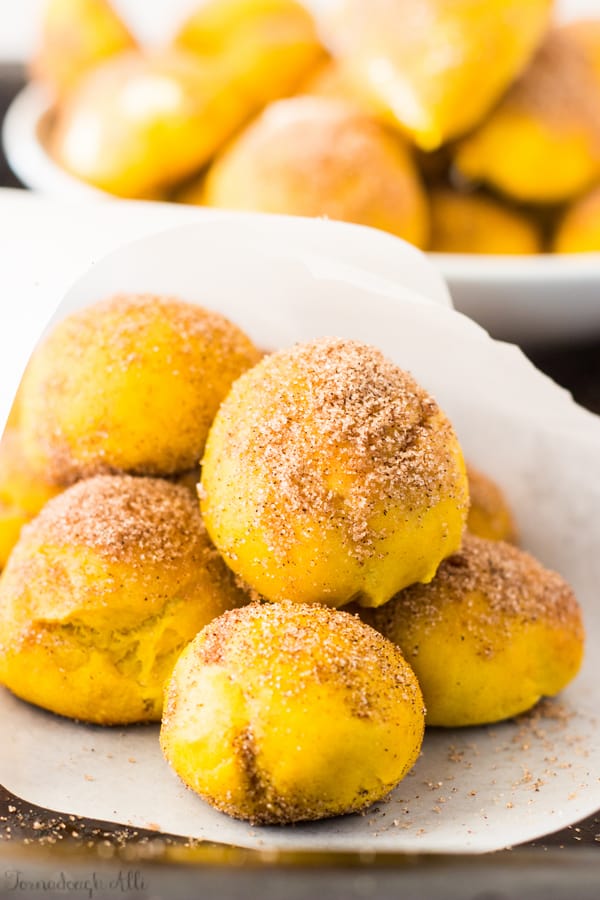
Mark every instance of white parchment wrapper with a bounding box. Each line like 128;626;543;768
0;200;451;434
1;218;599;854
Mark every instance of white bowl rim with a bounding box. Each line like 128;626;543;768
2;82;111;201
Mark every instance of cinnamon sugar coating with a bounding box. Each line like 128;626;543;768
20;474;203;570
0;475;247;724
19;294;261;485
160;601;425;824
201;337;469;608
366;534;585;726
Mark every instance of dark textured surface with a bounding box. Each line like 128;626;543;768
0;64;24;189
528;341;600;416
0;64;599;893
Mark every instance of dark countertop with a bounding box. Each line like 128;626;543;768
0;64;598;897
0;65;23;191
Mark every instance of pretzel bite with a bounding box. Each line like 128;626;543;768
429;190;542;255
466;463;518;543
365;534;584;726
322;0;552;150
201;337;469;608
0;475;247;724
200;97;429;248
50;49;253;198
31;0;136;102
19;294;261;485
160;601;425;824
174;0;324;113
0;428;60;569
455;22;600;203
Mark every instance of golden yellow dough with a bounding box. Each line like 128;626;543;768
49;49;256;198
466;463;518;543
322;0;552;150
455;22;600;204
429;190;542;255
0;475;247;724
201;338;469;608
4;357;36;431
0;506;28;573
0;429;61;516
160;601;425;824
5;389;22;430
19;294;261;485
31;0;136;102
0;428;61;569
554;184;600;253
365;534;584;727
174;0;324;114
201;97;429;247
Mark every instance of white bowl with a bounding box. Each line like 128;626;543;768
4;82;600;346
2;83;107;200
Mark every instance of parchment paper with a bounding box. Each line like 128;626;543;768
1;218;599;854
0;196;451;435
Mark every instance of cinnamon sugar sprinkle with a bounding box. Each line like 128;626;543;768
204;338;464;560
372;533;584;641
20;474;204;568
196;601;421;704
233;97;421;220
69;293;255;352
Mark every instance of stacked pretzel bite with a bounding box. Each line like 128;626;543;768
0;295;584;825
0;295;260;724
